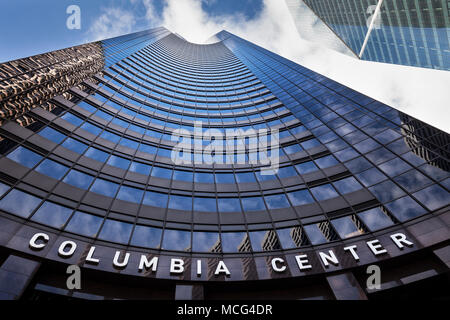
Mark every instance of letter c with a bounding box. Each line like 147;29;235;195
29;233;49;250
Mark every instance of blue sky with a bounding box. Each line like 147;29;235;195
0;0;448;132
0;0;263;63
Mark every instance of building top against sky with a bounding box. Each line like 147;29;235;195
287;0;450;71
0;28;449;299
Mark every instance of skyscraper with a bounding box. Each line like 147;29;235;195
286;0;450;70
0;27;448;300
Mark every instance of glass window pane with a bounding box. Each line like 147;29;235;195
90;179;119;198
31;201;72;228
221;232;249;253
310;184;339;201
315;155;339;169
61;138;88;154
277;227;307;249
151;166;172;179
385;196;427;222
194;172;214;183
193;197;217;212
287;190;314;206
333;177;363;194
217;198;242;212
193;232;220;252
129;162;151;175
264;194;290;209
173;170;193;182
249;230;281;252
65;211;103;237
63;170;94;189
107;155;130;170
215;173;236;184
0;189;41;218
241;197;266;212
84;147;109;162
38;127;65;143
295;161;318;174
168;194;192;211
235;172;256;183
304;224;328;245
413;185;450;211
142;191;168;208
7;147;42;168
98;219;133;244
35;159;69;180
331;216;363;239
131;225;162;248
162;229;191;251
116;186;144;203
357;207;394;231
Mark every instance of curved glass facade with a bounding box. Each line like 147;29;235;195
0;27;449;300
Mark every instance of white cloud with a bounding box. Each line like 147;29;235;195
90;0;450;133
88;7;137;41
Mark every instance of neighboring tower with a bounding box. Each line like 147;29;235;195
286;0;450;70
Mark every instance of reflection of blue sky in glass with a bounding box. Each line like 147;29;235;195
276;228;297;249
162;229;191;251
357;207;393;231
63;170;94;189
84;147;109;162
304;224;327;245
264;194;290;209
193;232;219;252
249;231;268;252
0;189;41;218
35;159;69;180
241;197;266;212
369;180;405;203
131;225;162;248
333;177;362;194
221;232;248;253
90;179;119;198
31;201;73;228
394;170;432;193
310;184;339;201
38;127;65;143
385;196;427;222
0;182;10;197
142;191;168;208
331;216;361;239
65;211;103;237
61;138;88;154
413;185;449;211
7;147;42;168
116;185;144;203
218;198;241;212
287;190;314;206
98;219;133;244
169;194;192;210
194;197;217;212
295;161;318;174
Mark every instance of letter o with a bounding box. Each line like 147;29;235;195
58;240;77;257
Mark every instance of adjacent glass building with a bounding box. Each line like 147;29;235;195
287;0;450;70
0;27;449;300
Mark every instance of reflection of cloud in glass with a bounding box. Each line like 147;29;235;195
193;232;219;252
36;159;69;180
162;229;191;251
32;201;73;228
357;207;393;231
65;211;103;237
217;198;241;212
131;225;162;248
7;147;42;168
310;184;339;201
221;232;247;253
90;179;119;198
142;191;168;208
413;185;449;211
194;197;217;212
98;219;133;244
116;185;144;203
276;228;296;249
168;195;192;210
241;197;266;211
0;189;41;218
63;170;94;189
264;194;290;209
385;196;426;222
287;190;314;206
304;224;327;245
331;216;361;238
